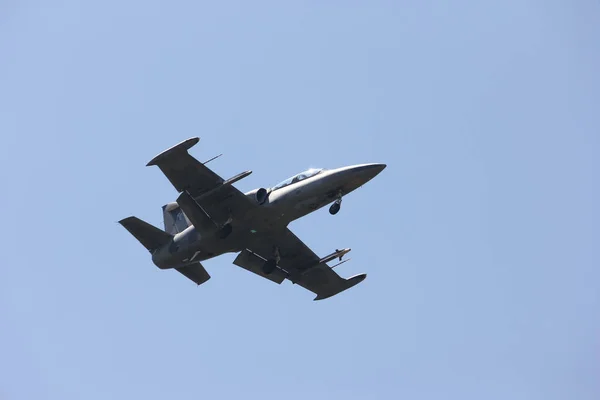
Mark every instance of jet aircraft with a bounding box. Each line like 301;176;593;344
119;137;386;300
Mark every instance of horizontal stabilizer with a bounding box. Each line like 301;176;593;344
119;216;172;252
175;262;211;285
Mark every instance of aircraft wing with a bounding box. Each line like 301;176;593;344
146;138;255;223
234;228;366;300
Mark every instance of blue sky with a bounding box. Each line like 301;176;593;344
1;1;598;399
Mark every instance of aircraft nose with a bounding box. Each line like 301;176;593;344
325;163;387;193
353;163;387;179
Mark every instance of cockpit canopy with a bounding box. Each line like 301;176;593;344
271;168;325;191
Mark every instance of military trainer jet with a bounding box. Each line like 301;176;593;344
119;137;386;300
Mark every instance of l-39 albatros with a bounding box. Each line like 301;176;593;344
119;138;386;300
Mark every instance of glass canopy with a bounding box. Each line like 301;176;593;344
271;168;324;191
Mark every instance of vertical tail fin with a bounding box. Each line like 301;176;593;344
162;202;191;234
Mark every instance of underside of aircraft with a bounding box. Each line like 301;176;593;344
119;137;386;300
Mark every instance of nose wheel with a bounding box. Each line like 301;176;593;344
329;195;342;215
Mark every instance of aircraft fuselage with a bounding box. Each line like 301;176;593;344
151;163;386;269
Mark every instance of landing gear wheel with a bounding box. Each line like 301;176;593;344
262;259;277;275
217;223;233;239
329;201;341;215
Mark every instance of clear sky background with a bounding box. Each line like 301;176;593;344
1;1;598;399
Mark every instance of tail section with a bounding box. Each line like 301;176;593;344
162;202;191;234
119;216;173;252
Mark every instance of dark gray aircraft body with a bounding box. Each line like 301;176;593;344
119;138;386;300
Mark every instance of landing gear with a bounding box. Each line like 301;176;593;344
329;202;341;215
262;246;281;275
217;223;233;239
217;210;234;239
262;259;277;275
329;193;342;215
